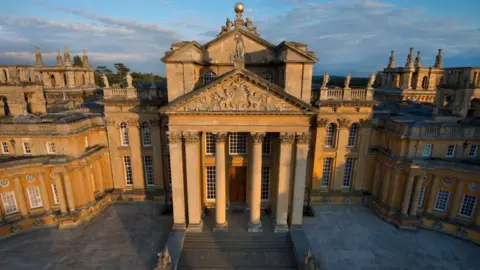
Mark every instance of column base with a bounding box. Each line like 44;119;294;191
172;223;187;230
248;222;263;233
274;223;289;233
187;220;204;232
214;221;228;232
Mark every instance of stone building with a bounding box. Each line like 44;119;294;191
0;3;479;247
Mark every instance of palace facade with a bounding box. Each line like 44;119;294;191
1;4;480;244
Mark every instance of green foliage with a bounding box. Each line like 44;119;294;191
73;55;83;67
114;63;130;77
94;63;165;87
312;75;368;88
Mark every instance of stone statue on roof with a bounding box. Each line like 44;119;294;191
322;72;330;88
367;73;376;89
102;74;110;88
126;73;133;88
344;73;351;89
235;33;245;60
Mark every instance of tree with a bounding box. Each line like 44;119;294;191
114;63;130;77
73;55;83;67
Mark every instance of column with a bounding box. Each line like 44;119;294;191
13;176;28;217
150;120;165;189
82;166;95;203
62;172;76;213
54;173;68;214
0;206;4;224
388;170;402;206
401;175;415;215
372;163;381;199
101;154;114;190
130;122;145;190
249;132;264;232
380;168;391;204
184;132;202;231
168;132;186;229
448;179;464;219
275;133;294;232
94;159;105;195
409;176;424;216
38;173;52;212
214;132;228;231
426;176;440;213
291;132;310;226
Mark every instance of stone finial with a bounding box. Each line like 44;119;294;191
434;48;443;68
405;47;414;68
414;50;421;68
56;49;63;66
344;73;351;89
82;49;90;67
234;2;245;29
35;47;44;66
387;50;395;68
64;45;72;66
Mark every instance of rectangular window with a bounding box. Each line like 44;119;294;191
206;166;216;200
51;184;59;205
1;142;9;154
123;156;133;186
205;132;215;155
434;189;450;212
417;187;426;208
446;145;456;157
459;195;476;219
422;144;432;157
469;144;478;157
343;158;355;187
229;132;247;155
321;158;333;187
27;186;43;209
1;191;18;214
23;142;31;154
143;156;154;186
262;133;271;155
261;166;270;200
46;142;56;154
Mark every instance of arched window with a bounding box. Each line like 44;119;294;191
202;70;216;84
262;71;274;83
120;122;129;146
141;121;152;146
347;123;358;147
50;74;56;87
422;76;428;89
325;123;337;148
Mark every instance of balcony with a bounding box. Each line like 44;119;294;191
318;88;374;102
103;87;160;100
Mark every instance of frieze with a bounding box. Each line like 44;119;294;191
317;118;329;127
296;132;311;144
279;132;295;144
251;132;265;144
183;132;200;144
337;118;351;128
167;132;183;144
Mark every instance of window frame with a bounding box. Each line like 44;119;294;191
1;142;9;154
321;158;333;187
417;186;426;208
1;191;18;215
262;133;271;155
202;70;216;85
459;194;476;219
325;123;337;148
141;121;152;147
469;144;478;157
446;144;456;157
120;122;130;147
23;142;32;154
123;156;133;186
261;166;270;201
347;123;358;148
229;132;247;155
143;155;155;186
422;144;432;157
46;142;56;154
205;132;215;155
206;166;216;201
343;158;355;188
27;186;43;209
51;184;59;205
434;189;450;212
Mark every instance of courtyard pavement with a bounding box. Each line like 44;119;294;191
0;203;171;270
304;205;480;270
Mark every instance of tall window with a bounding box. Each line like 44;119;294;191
123;156;133;186
262;71;274;83
51;184;59;205
325;123;337;147
143;156;154;186
205;132;215;155
1;142;9;154
422;144;432;157
1;191;18;214
27;186;43;209
229;132;247;155
321;158;333;187
141;121;152;146
120;122;129;146
347;123;358;147
469;144;478;157
434;189;450;212
46;142;56;154
23;142;31;154
446;145;456;157
206;166;216;200
262;133;271;155
343;158;355;187
202;70;216;84
459;195;476;219
261;167;270;200
417;186;426;208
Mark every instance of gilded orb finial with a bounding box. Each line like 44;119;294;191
234;2;244;14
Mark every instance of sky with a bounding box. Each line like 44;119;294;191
0;0;479;76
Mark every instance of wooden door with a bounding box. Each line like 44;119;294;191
229;166;247;203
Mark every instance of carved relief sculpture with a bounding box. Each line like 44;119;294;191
317;118;329;127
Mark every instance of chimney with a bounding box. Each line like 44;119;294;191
56;49;63;66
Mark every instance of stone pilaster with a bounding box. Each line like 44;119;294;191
184;131;203;232
275;132;295;232
475;207;480;226
380;168;391;204
249;132;264;233
168;131;186;229
62;172;76;213
129;122;145;190
214;132;228;231
150;120;165;189
54;173;68;214
448;180;464;219
13;176;28;217
401;175;415;215
372;163;382;199
388;170;402;206
291;132;310;226
94;160;105;195
82;165;95;203
426;176;440;213
38;173;51;212
409;176;424;216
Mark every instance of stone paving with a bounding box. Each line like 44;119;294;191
304;205;480;270
0;203;171;270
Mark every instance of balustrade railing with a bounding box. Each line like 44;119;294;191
318;88;373;101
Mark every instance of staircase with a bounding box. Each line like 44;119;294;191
177;231;298;269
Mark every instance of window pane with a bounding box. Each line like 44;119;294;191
459;195;476;218
321;158;332;187
261;167;270;200
229;132;247;155
205;132;215;155
206;166;216;200
27;186;43;209
123;156;133;185
143;156;154;186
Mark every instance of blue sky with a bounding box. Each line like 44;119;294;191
1;0;479;76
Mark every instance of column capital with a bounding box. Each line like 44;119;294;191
296;132;311;144
317;118;329;127
279;132;295;144
337;118;351;128
213;132;228;143
183;131;200;144
167;131;183;144
251;132;265;144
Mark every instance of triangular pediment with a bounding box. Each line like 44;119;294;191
161;69;316;115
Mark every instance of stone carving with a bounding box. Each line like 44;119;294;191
279;132;295;144
321;72;329;88
296;132;310;144
25;175;35;183
181;79;297;112
434;49;443;68
0;179;9;187
183;132;200;144
11;225;20;233
167;132;183;144
244;17;257;34
405;47;414;68
34;218;44;226
387;50;395;68
102;74;110;88
234;33;245;60
367;73;376;89
414;51;421;68
156;247;171;269
337;118;351;128
468;183;477;191
219;18;233;35
251;132;265;144
317;118;328;127
344;74;351;89
214;132;228;143
126;73;133;88
304;248;320;270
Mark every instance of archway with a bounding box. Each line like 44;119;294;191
422;76;428;89
1;96;10;116
64;74;68;87
50;74;56;87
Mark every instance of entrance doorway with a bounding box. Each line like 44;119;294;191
229;166;247;204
